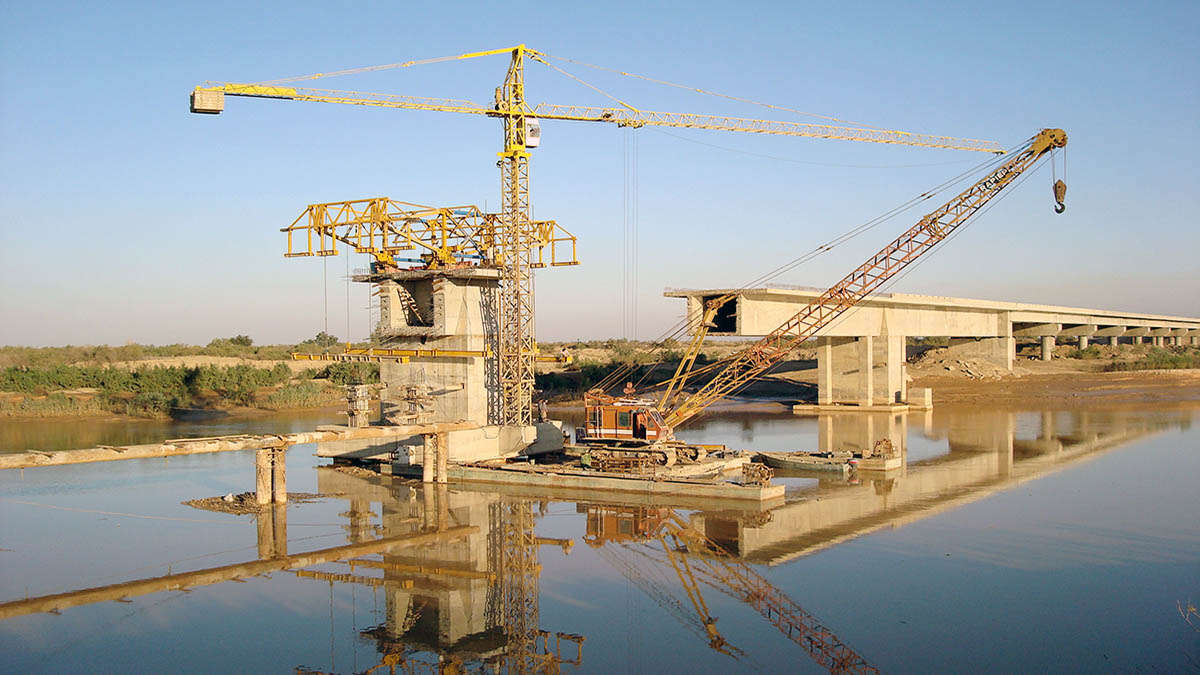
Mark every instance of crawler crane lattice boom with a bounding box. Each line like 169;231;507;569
582;128;1067;447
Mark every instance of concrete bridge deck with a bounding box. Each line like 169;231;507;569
666;287;1200;407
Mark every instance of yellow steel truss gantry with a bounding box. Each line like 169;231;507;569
281;198;578;270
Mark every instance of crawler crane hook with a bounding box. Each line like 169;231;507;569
1053;179;1067;213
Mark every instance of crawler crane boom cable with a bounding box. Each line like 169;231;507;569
594;143;1020;393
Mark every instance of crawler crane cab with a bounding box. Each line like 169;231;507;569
578;393;670;442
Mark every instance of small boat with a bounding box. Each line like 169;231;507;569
756;451;853;473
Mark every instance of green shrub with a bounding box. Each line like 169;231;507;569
263;382;337;409
1105;349;1200;371
123;392;177;417
1066;345;1104;359
0;394;108;417
319;362;379;385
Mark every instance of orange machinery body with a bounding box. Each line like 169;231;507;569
579;394;671;444
581;504;671;546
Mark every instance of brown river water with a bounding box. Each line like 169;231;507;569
1;404;1197;673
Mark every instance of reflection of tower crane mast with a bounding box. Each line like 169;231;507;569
191;45;1002;426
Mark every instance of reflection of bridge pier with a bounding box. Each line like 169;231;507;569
693;409;1186;566
316;469;502;653
818;410;908;465
256;504;288;559
313;469;583;671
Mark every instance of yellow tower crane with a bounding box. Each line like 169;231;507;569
191;44;1003;426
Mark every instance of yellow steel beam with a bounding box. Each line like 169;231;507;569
291;348;568;363
279;197;579;270
347;558;496;581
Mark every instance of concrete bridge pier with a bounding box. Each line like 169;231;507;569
255;446;288;505
1014;323;1061;361
1040;336;1055;361
816;335;906;407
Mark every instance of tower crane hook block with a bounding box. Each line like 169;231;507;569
1053;179;1067;213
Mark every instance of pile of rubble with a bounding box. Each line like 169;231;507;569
909;347;1022;380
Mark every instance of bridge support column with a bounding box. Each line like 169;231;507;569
858;336;874;407
255;447;287;505
1040;336;1055;361
1078;336;1089;349
1109;336;1119;347
874;335;905;405
816;334;907;407
817;338;833;405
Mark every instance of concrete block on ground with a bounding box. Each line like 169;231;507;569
945;336;1014;371
908;387;933;410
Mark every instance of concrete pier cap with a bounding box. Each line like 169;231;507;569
665;286;1200;408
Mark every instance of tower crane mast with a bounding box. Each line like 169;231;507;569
191;44;1002;425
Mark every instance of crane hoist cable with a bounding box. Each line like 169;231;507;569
540;51;890;130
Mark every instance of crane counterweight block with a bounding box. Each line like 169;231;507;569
190;88;224;114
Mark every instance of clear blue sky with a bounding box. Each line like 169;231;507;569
2;0;1197;346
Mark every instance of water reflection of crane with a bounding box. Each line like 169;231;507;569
584;504;878;674
296;487;582;675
